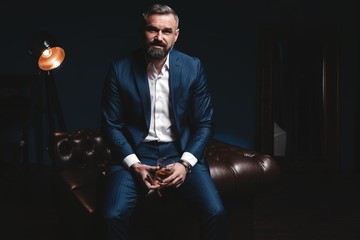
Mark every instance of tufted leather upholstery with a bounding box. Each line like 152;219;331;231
50;129;280;240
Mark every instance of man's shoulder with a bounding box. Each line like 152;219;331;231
170;49;200;63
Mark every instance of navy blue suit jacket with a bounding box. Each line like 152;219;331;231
101;48;214;163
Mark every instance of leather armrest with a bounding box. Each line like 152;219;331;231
206;139;281;198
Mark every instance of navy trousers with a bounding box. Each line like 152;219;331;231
102;141;227;240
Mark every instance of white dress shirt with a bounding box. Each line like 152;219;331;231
145;57;174;142
123;56;197;169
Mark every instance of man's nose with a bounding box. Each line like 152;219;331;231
155;32;163;41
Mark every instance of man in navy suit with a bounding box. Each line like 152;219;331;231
101;3;226;240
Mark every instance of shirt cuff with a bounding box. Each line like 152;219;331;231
181;152;198;167
123;154;141;169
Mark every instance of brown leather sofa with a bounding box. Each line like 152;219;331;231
50;129;280;240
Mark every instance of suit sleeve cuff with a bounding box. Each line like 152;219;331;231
180;152;198;167
123;154;141;169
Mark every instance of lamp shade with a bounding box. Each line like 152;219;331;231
29;32;65;71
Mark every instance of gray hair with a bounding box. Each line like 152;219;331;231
142;4;179;29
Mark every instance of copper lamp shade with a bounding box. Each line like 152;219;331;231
38;46;65;71
29;32;65;71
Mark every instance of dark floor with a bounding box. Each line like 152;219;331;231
254;171;360;240
1;163;360;240
0;164;58;240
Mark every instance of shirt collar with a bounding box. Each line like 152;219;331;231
147;55;170;77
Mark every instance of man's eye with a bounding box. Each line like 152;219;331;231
146;26;157;32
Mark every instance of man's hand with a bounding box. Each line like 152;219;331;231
130;162;160;190
159;162;188;188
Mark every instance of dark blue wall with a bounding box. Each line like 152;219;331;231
1;1;358;171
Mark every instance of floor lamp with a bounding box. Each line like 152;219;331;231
29;32;66;164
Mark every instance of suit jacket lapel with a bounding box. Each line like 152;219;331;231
132;57;151;129
169;51;181;128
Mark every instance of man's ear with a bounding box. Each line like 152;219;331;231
174;28;180;42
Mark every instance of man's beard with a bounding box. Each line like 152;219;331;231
145;40;174;60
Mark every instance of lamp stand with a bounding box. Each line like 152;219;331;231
42;70;66;134
36;70;66;166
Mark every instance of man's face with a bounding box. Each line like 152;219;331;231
143;14;179;60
